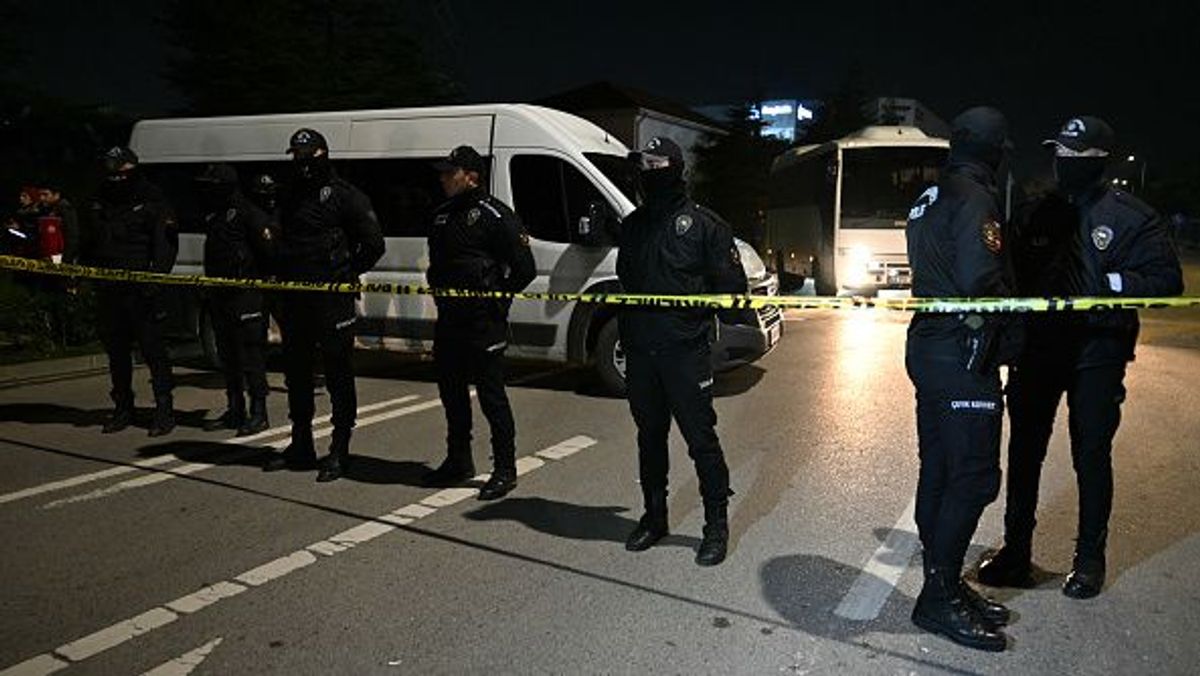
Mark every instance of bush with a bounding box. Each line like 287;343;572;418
0;271;98;360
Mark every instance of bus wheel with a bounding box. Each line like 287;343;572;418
199;309;222;370
594;319;627;397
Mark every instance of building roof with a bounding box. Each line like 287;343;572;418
535;81;726;132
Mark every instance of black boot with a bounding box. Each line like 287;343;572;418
695;501;729;566
237;396;269;436
263;425;318;472
977;544;1035;589
102;397;134;434
422;450;476;487
959;580;1011;627
478;467;517;501
316;429;351;482
148;396;176;438
205;392;246;432
912;567;1008;652
1063;554;1105;600
625;489;668;552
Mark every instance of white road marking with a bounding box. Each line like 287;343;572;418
234;550;318;587
834;498;920;621
166;582;247;615
140;637;223;676
535;435;597;461
420;488;477;508
0;654;68;676
515;455;545;476
56;607;179;662
1;435;598;673
1;395;420;508
39;395;439;509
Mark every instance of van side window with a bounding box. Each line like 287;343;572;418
510;155;609;245
339;159;450;238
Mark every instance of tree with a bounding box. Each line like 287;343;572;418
804;61;872;144
162;0;459;115
690;105;789;249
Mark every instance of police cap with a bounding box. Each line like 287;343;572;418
1043;116;1115;158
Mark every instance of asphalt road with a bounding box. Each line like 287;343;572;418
1;309;1198;675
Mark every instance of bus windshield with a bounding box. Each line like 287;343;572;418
840;146;946;229
585;152;639;205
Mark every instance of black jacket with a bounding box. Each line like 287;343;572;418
616;190;748;351
427;187;536;346
277;176;384;283
905;160;1015;363
85;176;178;274
203;193;275;281
1012;187;1183;368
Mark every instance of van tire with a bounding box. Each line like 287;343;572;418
199;309;222;370
594;319;627;397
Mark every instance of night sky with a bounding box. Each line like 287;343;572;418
12;0;1197;166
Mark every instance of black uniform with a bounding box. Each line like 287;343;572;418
200;176;276;433
906;158;1015;576
616;138;747;569
1001;187;1182;566
275;172;384;465
86;164;178;434
426;186;536;479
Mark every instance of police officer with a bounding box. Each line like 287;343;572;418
85;147;178;437
978;117;1183;599
904;108;1018;651
422;146;536;500
262;129;385;482
195;163;275;436
616;137;747;567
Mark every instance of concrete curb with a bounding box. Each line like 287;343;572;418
0;353;110;389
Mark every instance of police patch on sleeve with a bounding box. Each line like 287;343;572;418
226;208;238;222
319;186;333;203
730;245;741;265
1091;225;1114;251
519;232;530;247
467;208;481;226
675;214;693;236
981;220;1003;254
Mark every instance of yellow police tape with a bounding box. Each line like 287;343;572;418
2;254;1198;314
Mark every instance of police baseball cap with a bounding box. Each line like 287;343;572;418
432;145;486;174
629;136;685;170
286;128;329;157
103;146;139;173
1042;116;1115;158
950;107;1013;151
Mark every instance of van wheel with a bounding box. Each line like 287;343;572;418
199;309;222;369
594;319;627;397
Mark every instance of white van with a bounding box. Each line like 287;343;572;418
129;104;782;394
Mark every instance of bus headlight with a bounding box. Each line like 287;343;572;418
845;246;873;287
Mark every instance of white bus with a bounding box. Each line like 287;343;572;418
129;104;782;394
765;126;949;296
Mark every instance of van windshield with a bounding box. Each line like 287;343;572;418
585;153;638;205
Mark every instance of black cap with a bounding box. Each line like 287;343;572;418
1043;116;1115;157
287;128;329;157
251;173;278;195
103;146;139;173
194;163;238;185
950;107;1012;151
629;136;685;168
432;145;486;174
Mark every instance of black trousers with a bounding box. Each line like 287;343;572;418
97;285;173;405
434;335;515;472
1004;361;1126;559
906;349;1003;573
280;294;357;433
625;341;730;505
211;291;268;402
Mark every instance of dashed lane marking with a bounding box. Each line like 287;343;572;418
834;497;920;621
0;435;598;674
140;637;224;676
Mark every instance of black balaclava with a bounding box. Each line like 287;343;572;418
292;153;331;188
947;106;1011;175
195;163;239;211
1055;157;1107;198
101;146;141;203
639;162;685;201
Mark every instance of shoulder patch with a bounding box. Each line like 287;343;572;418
467;207;482;226
675;214;694;236
319;186;333;204
519;232;530;247
908;186;939;221
1091;225;1114;251
226;208;238;223
981;220;1003;254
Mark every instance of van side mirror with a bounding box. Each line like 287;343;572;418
577;201;616;244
